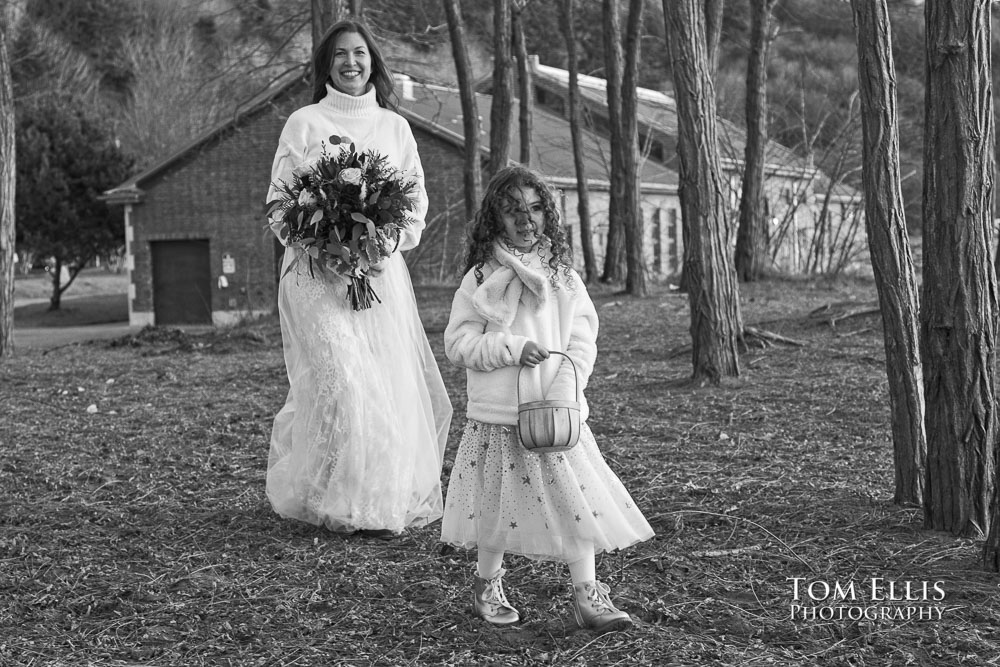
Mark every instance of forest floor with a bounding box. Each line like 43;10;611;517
2;275;998;666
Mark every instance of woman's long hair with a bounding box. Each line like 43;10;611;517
464;166;575;287
310;20;397;110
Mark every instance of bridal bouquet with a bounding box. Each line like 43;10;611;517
266;135;417;310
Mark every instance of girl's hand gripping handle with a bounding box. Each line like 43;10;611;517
519;340;550;368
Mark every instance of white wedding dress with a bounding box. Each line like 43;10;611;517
266;249;453;532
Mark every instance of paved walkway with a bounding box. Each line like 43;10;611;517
13;322;142;351
12;292;225;351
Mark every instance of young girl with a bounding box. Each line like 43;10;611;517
441;166;654;632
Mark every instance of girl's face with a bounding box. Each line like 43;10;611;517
329;31;372;97
499;186;545;251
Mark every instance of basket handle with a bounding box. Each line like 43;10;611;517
516;350;579;404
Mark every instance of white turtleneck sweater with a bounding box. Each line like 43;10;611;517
267;83;429;251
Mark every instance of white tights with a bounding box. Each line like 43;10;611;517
477;543;596;584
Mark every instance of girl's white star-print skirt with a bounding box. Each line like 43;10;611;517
440;419;654;561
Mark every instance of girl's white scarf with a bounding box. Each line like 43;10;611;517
472;241;551;327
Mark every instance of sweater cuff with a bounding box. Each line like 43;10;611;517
505;334;529;366
397;218;424;252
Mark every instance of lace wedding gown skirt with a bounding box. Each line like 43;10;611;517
266;248;453;532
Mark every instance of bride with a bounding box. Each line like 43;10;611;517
264;20;452;536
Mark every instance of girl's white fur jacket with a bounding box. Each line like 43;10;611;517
444;242;599;426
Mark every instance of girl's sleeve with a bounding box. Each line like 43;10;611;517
266;115;308;244
444;272;528;371
396;120;429;252
548;279;599;402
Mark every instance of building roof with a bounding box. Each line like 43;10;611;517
529;60;815;178
400;80;677;190
104;65;679;205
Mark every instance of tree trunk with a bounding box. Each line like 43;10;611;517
558;0;598;283
488;0;513;178
676;0;722;294
48;258;63;311
0;21;14;358
664;0;742;384
850;0;926;506
311;0;343;51
921;0;997;541
443;0;483;223
704;0;724;74
734;0;776;282
512;2;532;165
621;0;646;296
600;0;626;284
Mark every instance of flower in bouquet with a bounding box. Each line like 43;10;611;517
265;135;418;310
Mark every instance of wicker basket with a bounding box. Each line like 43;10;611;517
516;351;581;454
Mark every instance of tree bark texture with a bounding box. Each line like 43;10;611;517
600;0;626;283
558;0;598;283
704;0;724;74
488;0;513;178
311;0;343;53
734;0;775;283
664;0;742;384
621;0;646;296
512;2;532;166
443;0;483;223
921;0;997;540
851;0;926;506
0;22;14;358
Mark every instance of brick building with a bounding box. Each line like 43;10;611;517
103;67;677;326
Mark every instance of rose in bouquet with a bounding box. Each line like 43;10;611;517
266;135;417;310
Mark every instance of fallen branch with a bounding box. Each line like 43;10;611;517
664;510;818;573
743;326;806;348
691;545;763;558
808;301;881;327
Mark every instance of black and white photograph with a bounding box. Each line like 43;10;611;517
2;0;999;665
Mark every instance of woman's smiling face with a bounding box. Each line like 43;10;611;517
329;31;371;97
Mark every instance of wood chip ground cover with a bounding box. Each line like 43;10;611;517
1;278;998;666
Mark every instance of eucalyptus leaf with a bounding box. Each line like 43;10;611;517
280;252;301;279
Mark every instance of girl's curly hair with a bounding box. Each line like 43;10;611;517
464;166;575;288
